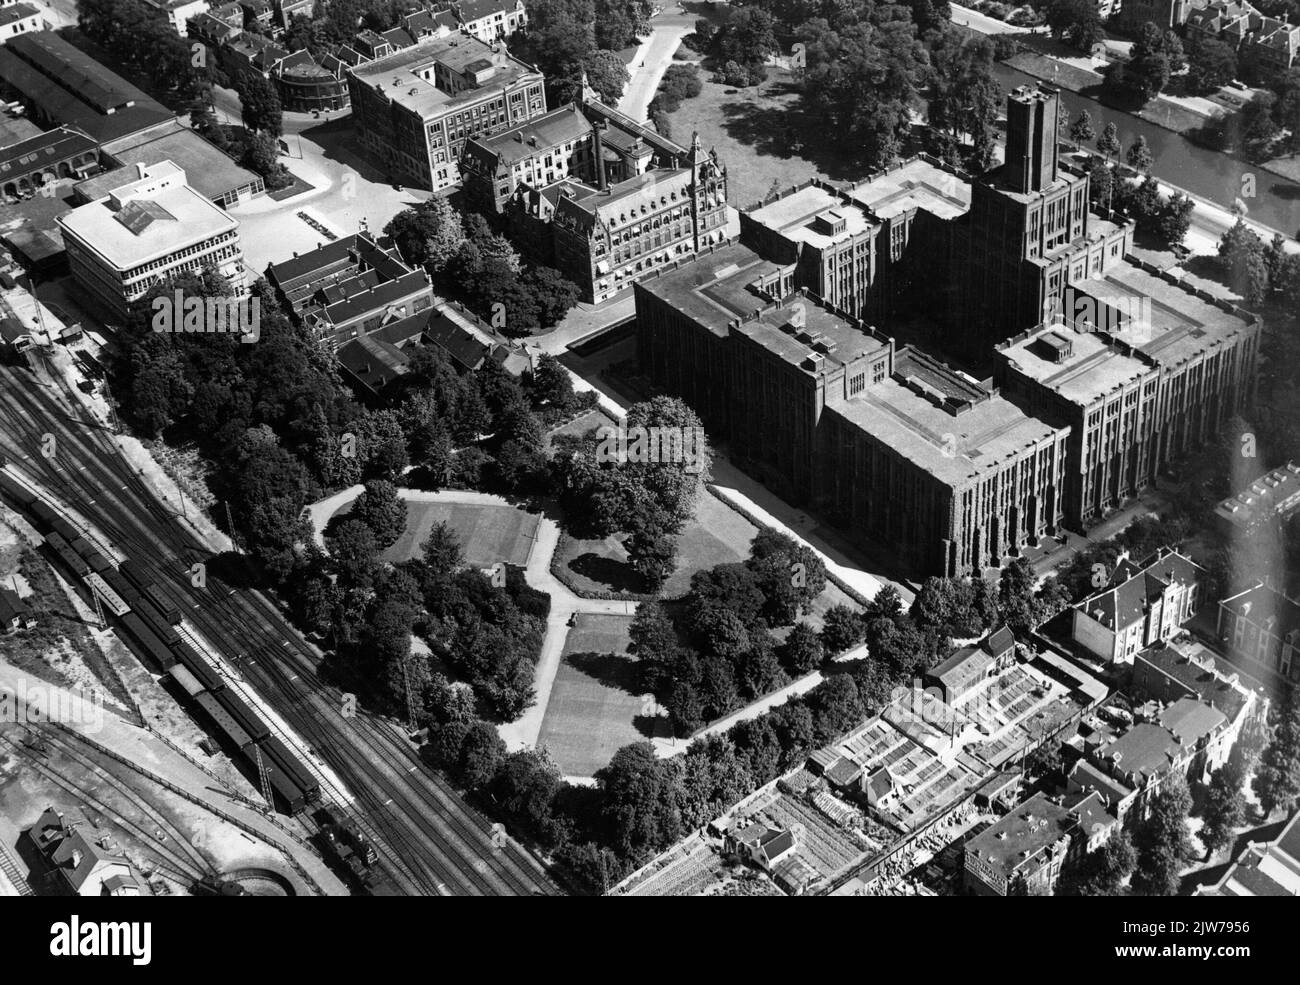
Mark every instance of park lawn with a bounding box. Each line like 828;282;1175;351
663;68;863;209
372;500;540;568
556;489;758;598
536;613;664;777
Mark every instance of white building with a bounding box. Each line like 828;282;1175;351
1071;547;1203;664
142;0;211;35
57;160;244;319
449;0;527;43
0;0;44;43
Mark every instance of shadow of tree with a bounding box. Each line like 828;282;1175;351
566;649;641;694
569;551;643;592
715;82;867;187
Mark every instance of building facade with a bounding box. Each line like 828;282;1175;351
1217;583;1300;686
0;0;43;43
1071;547;1203;664
347;33;545;190
57;160;245;319
635;241;1071;577
447;0;527;42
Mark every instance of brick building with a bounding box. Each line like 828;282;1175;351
1217;582;1300;686
347;33;545;190
635;241;1071;576
1070;547;1203;664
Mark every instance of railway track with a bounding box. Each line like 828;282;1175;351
0;359;558;895
0;730;204;886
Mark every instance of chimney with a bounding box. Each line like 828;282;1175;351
592;121;608;191
135;162;147;179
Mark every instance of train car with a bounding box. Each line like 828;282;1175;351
118;559;154;593
101;569;136;605
142;584;182;625
194;691;252;750
82;548;114;575
44;531;90;577
0;471;37;508
49;517;77;542
260;735;320;803
172;642;225;694
29;500;58;530
131;595;181;646
259;759;307;815
117;612;177;670
212;687;270;743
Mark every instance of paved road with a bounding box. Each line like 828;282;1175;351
618;18;696;123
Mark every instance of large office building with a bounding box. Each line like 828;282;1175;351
962;85;1134;356
58;160;245;318
636;240;1071;576
739;157;971;324
995;264;1259;527
347;32;545;190
631;82;1260;575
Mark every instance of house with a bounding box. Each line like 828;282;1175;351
1071;547;1203;664
1196;809;1300;896
0;586;34;631
1070;696;1230;823
925;624;1016;704
1217;582;1300;687
24;806;143;896
963;791;1115;896
724;818;797;872
1132;641;1259;751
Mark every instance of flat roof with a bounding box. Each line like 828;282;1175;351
637;240;786;336
349;34;537;119
847;157;971;221
830;348;1065;487
998;323;1151;408
468;102;591;167
1216;462;1300;527
746;184;876;249
965;792;1073;876
93;122;260;201
1073;261;1253;368
58;164;238;270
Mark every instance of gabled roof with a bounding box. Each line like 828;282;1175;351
1076;547;1202;631
1220;583;1300;641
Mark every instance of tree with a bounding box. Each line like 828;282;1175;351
997;557;1039;632
625;515;679;592
329;518;380;590
1132;774;1195;896
1254;689;1300;816
528;352;576;414
1088;157;1115;210
1186;35;1237;95
1126;134;1154;174
235;71;283;137
629;601;679;694
1097;121;1121;161
352;479;407;548
1059;832;1136;896
1124;22;1172;102
1046;0;1103;52
582;48;631;104
780;621;825;675
1069;109;1095;146
597;742;683;860
821;604;863;653
385;197;466;273
458;720;507;788
1155;191;1195;246
1242;91;1280;152
1200;761;1246;858
1219;217;1269;305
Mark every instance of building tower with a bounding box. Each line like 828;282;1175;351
1005;85;1060;195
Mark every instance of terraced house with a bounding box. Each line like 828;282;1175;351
347;32;545;190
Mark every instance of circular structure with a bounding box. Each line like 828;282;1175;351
220;867;297;896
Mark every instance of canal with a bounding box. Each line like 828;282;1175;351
991;61;1300;237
